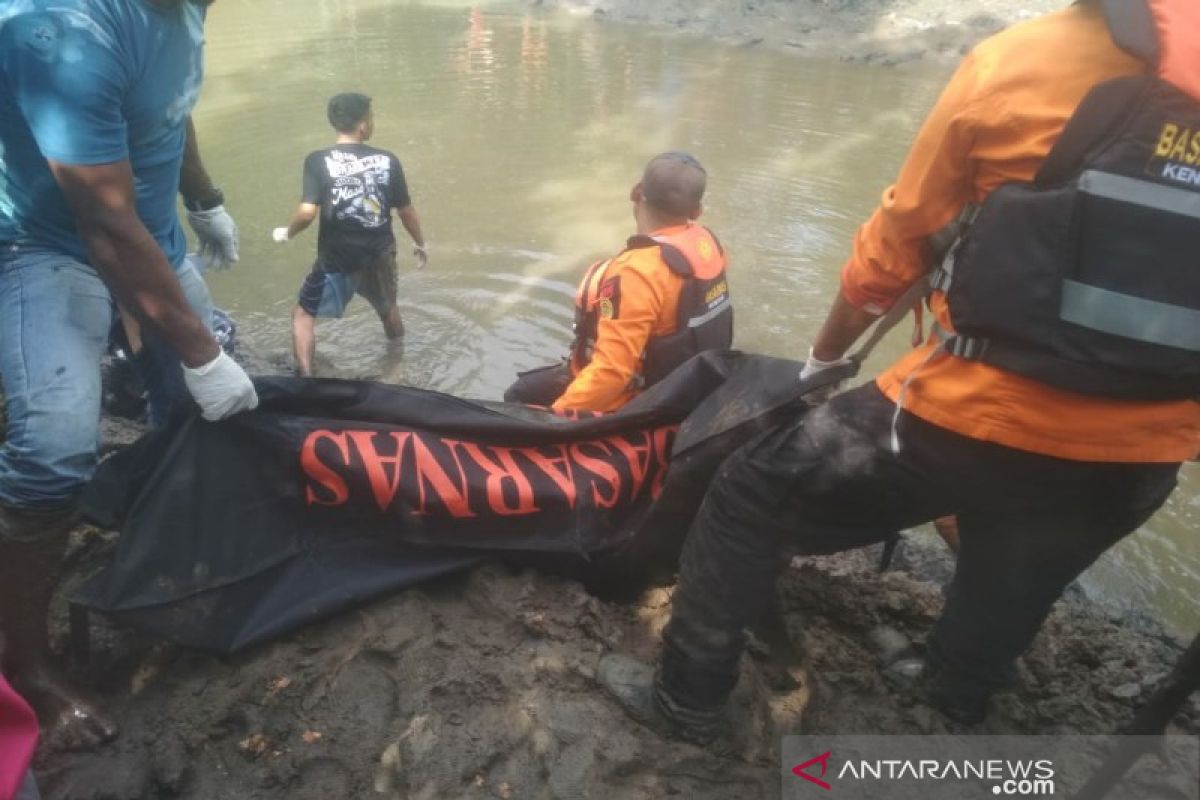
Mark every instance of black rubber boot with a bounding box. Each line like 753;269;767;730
597;654;723;745
923;677;989;724
883;657;1003;724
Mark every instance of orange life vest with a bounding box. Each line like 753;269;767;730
570;225;731;386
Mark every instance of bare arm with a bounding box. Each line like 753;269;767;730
810;289;881;361
178;116;220;206
285;203;319;240
49;159;218;367
396;204;425;248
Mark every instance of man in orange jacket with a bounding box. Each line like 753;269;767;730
504;152;731;413
599;0;1200;739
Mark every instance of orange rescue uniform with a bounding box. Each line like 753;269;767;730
844;4;1200;463
555;224;694;413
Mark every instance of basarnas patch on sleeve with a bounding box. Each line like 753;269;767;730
597;276;620;319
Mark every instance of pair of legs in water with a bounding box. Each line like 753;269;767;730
291;250;404;377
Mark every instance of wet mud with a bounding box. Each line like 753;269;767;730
38;525;1199;799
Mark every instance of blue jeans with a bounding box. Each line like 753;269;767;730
0;244;213;513
16;770;40;800
138;253;214;427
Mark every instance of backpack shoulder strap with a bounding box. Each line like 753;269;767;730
1036;76;1152;187
625;234;693;277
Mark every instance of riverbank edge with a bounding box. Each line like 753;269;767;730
526;0;1064;64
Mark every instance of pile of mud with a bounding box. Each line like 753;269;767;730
40;530;1198;799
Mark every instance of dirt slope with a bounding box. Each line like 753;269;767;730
40;532;1198;799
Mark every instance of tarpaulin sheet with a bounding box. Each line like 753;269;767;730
77;351;837;653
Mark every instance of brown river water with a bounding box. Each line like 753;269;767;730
193;0;1198;636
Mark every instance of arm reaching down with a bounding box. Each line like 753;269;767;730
275;203;319;242
397;204;427;269
387;155;427;268
276;150;326;243
181;117;239;270
820;52;986;359
50;159;258;419
53;159;217;366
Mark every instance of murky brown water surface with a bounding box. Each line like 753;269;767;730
195;0;1198;636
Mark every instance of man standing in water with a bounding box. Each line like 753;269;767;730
598;0;1200;739
504;151;731;412
0;0;259;749
273;93;427;378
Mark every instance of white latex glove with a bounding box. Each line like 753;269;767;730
187;205;240;270
798;348;853;405
272;227;290;243
413;244;429;270
182;349;259;421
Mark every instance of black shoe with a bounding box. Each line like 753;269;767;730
883;657;991;725
924;677;989;725
597;654;722;745
920;660;992;725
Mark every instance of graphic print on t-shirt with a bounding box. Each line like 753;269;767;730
303;143;410;272
325;150;392;229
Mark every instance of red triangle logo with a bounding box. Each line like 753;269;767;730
792;751;832;791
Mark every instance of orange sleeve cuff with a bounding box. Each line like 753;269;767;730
838;211;922;315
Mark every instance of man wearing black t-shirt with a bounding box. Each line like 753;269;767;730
273;93;427;377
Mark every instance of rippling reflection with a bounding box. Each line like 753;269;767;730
196;1;1198;635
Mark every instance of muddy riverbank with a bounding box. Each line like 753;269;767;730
532;0;1063;64
37;451;1200;798
19;352;1197;797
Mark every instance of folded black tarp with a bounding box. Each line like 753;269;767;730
77;351;845;652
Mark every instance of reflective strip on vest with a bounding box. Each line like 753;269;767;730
1080;170;1200;218
1059;279;1200;352
686;297;730;328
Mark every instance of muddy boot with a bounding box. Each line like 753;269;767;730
0;511;119;751
597;654;723;745
885;656;1014;725
921;665;990;725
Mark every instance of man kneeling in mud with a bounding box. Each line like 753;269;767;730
504;152;732;413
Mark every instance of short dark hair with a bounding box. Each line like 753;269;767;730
327;93;372;133
641;151;707;219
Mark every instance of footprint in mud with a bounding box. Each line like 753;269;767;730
320;654;399;745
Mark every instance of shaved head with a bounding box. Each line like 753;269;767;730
640;151;707;220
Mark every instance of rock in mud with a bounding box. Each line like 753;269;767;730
866;625;914;666
1110;682;1143;701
